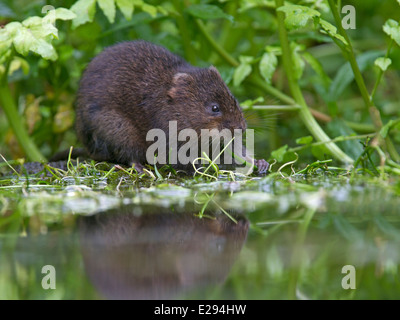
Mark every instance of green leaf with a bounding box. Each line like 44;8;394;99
97;0;116;23
233;56;253;87
259;52;277;84
277;4;320;30
8;56;29;76
186;4;233;22
27;18;58;39
271;145;288;162
12;27;37;56
239;56;254;64
319;19;348;46
241;96;264;108
301;51;331;87
0;28;13;63
311;145;327;160
115;0;134;20
32;39;58;61
0;10;72;63
233;64;251;87
155;5;167;16
374;57;392;72
4;21;22;37
22;16;42;27
303;0;329;13
141;3;157;18
218;67;234;84
13;27;57;60
296;136;313;145
70;0;96;29
327;51;383;102
291;44;305;80
10;15;58;61
2;22;21;62
383;19;400;46
54;8;77;21
265;46;282;54
238;0;275;12
380;119;400;138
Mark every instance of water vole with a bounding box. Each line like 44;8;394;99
75;40;268;173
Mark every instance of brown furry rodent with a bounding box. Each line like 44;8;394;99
75;40;268;173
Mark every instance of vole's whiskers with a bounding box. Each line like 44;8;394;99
244;111;280;132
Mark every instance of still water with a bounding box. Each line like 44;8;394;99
0;175;399;299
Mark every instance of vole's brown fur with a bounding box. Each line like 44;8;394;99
75;40;268;173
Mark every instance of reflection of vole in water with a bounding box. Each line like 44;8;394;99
79;207;249;300
75;40;268;173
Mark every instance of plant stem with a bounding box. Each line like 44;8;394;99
327;0;400;162
345;121;375;133
275;0;353;163
370;39;393;100
0;83;46;162
241;105;300;111
246;74;296;105
327;0;372;111
195;19;238;67
289;133;375;153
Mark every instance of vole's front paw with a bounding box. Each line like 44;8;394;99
255;159;269;175
115;162;144;173
132;162;144;173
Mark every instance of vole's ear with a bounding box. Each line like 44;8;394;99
209;65;223;79
173;72;191;84
168;72;191;100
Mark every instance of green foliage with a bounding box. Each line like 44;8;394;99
296;136;313;145
271;144;289;162
277;3;347;45
233;56;254;87
0;8;75;63
383;19;400;46
259;51;277;84
276;3;320;30
70;0;160;28
326;51;382;103
185;4;233;22
375;57;392;72
70;0;97;28
0;0;399;174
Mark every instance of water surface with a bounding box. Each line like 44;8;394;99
1;174;399;299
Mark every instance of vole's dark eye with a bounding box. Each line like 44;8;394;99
211;104;220;113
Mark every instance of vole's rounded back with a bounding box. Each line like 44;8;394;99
76;40;258;171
